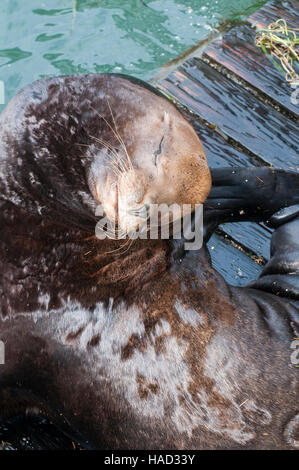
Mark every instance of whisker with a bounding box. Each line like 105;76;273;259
93;138;129;174
90;103;134;173
106;99;134;171
77;138;124;173
115;237;135;257
90;105;129;160
86;134;130;178
105;240;131;255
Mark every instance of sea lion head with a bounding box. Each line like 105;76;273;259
88;95;211;236
0;74;211;236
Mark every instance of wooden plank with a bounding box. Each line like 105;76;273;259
248;0;299;30
182;114;272;262
184;113;261;168
218;221;273;260
203;24;299;118
158;58;299;169
207;233;263;286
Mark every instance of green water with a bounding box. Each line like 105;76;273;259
0;0;266;112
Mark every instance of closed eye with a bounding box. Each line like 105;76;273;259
154;136;164;166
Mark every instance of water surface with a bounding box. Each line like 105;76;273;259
0;0;267;112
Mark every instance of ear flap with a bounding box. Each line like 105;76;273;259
163;110;171;130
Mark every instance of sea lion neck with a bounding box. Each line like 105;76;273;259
0;202;176;315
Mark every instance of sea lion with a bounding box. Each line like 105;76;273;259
0;74;298;450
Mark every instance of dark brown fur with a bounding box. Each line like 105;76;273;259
0;74;298;449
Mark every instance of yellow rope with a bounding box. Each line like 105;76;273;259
255;19;299;86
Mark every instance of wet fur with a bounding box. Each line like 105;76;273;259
0;74;298;449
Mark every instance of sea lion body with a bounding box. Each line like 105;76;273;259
0;74;298;449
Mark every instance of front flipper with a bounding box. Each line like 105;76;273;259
203;167;299;241
249;205;299;300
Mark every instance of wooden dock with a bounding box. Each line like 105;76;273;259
157;0;299;286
